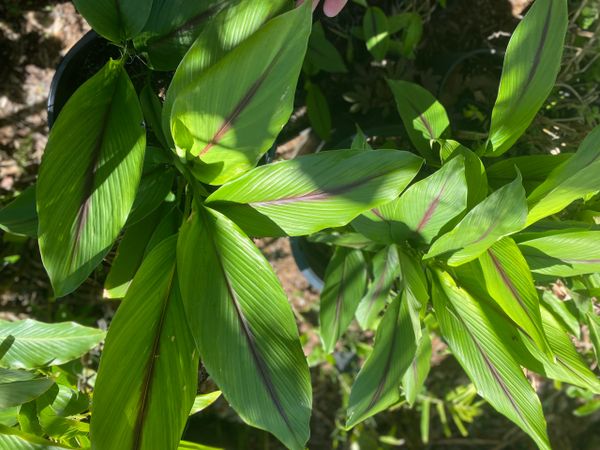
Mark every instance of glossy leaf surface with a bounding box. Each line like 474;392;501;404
37;60;145;297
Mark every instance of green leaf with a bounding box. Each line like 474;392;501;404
0;319;104;369
540;291;580;338
487;0;568;156
72;0;152;42
518;231;600;277
388;80;450;161
347;293;417;427
207;149;422;237
306;22;347;73
351;126;372;151
439;140;487;208
178;441;223;450
402;329;432;406
0;424;69;449
431;271;550;450
355;246;400;330
37;59;146;297
425;174;527;266
133;0;232;71
363;7;389;60
91;236;198;450
382;155;468;244
170;2;311;185
190;391;221;416
0;186;37;238
487;154;571;194
0;369;54;409
140;85;169;150
36;384;90;444
478;237;550;355
526;125;600;225
320;247;367;353
177;206;311;450
306;83;332;141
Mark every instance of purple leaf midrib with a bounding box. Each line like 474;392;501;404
416;182;447;232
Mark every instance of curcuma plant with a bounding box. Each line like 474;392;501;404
310;0;600;448
0;0;598;450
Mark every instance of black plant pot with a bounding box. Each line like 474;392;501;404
47;30;121;128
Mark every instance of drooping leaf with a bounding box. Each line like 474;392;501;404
72;0;152;42
487;154;571;194
0;369;54;409
355;246;400;330
306;83;332;140
320;247;367;353
347;293;417;427
306;22;347;73
36;384;90;444
133;0;233;71
487;0;568;155
425;174;527;266
388;79;450;161
37;59;146;297
402;329;432;406
190;391;222;416
431;271;550;450
91;236;198;450
478;237;550;355
0;424;69;450
0;319;104;369
170;2;311;185
518;231;600;277
383;156;468;243
177;206;311;450
363;7;390;61
207;149;422;237
162;0;288;136
526;125;600;225
0;186;37;238
438;140;487;208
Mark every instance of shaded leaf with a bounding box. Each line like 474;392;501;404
37;59;146;297
320;247;367;353
0;369;53;409
177;206;311;450
363;7;389;61
0;424;68;449
91;236;198;450
402;329;432;406
0;186;37;238
306;22;347;73
306;83;331;140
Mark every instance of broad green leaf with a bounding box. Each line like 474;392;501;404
37;59;146;297
140;85;169;150
0;369;53;409
91;236;198;450
170;2;311;185
0;424;69;450
478;238;550;355
306;83;332;141
355;246;400;330
306;22;347;73
162;0;288;135
363;7;389;61
527;125;600;225
72;0;152;42
518;231;600;277
402;330;432;406
384;156;468;243
351;126;372;151
487;0;568;155
347;293;417;427
36;384;90;444
585;311;600;365
0;407;18;427
190;391;221;416
388;80;450;161
425;174;527;266
0;319;104;369
438;140;487;208
540;291;580;338
133;0;231;71
320;247;367;353
177;206;311;450
207;149;422;237
487;154;571;194
397;248;429;328
0;186;37;238
308;231;379;250
178;441;223;450
432;271;550;450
